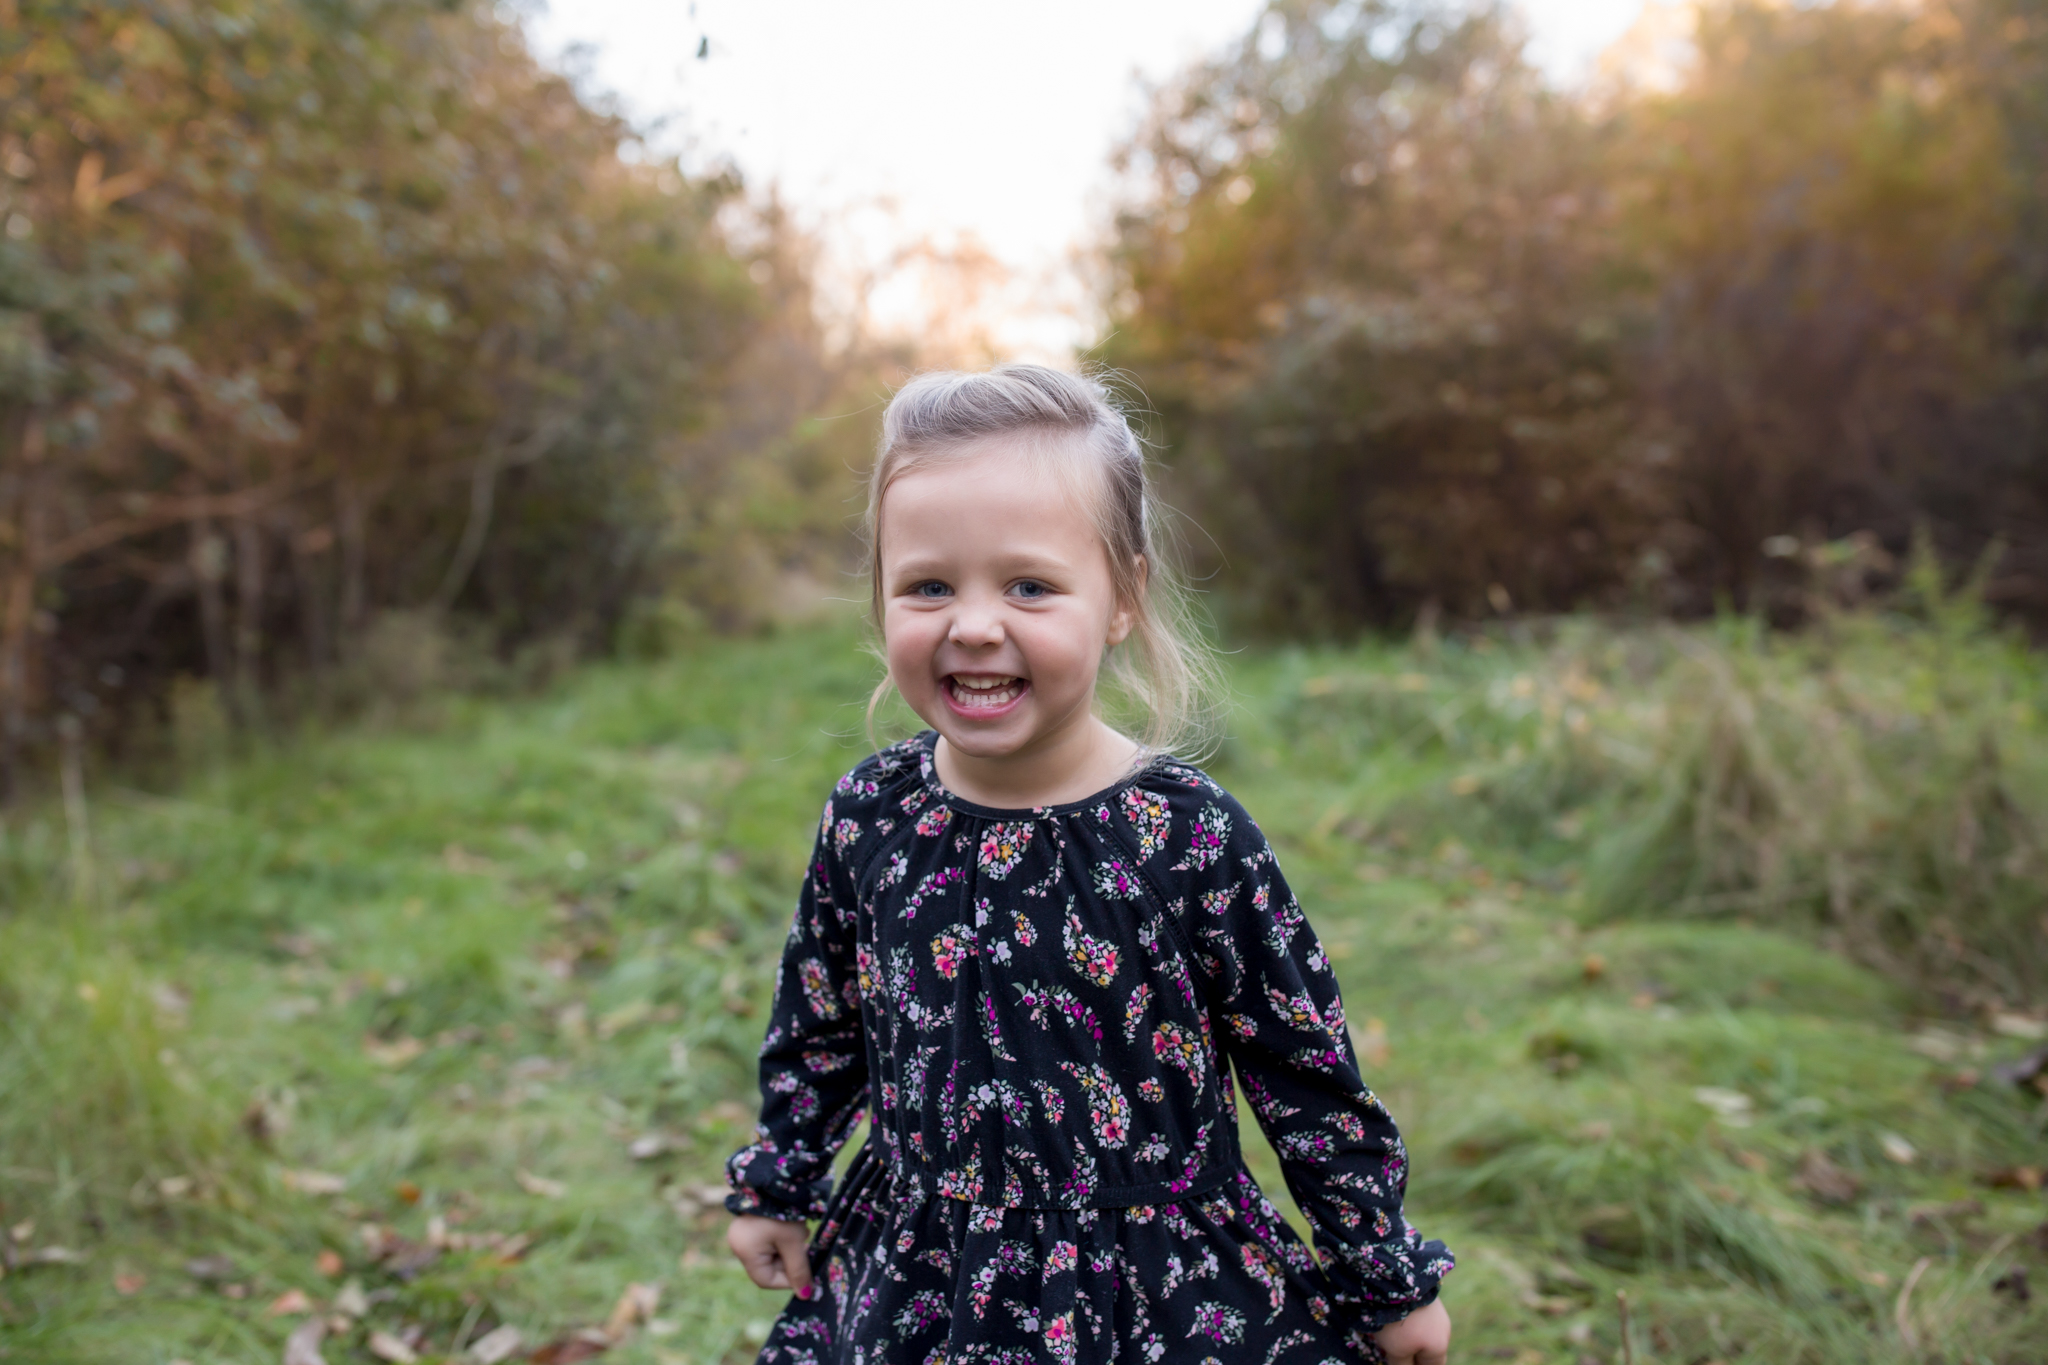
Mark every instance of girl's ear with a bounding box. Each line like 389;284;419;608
1106;554;1147;647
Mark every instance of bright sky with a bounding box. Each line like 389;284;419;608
528;0;1650;356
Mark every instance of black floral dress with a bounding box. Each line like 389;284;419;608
726;732;1452;1365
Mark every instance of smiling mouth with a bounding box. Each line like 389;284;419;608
945;674;1028;711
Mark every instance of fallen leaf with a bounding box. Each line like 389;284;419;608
603;1283;661;1340
516;1170;567;1199
1991;1012;2048;1041
1879;1132;1918;1165
184;1254;236;1282
1580;953;1607;983
395;1180;421;1205
1692;1087;1754;1125
527;1329;613;1363
283;1317;327;1365
158;1176;193;1197
267;1288;314;1316
28;1246;88;1266
1984;1165;2045;1192
114;1273;146;1295
334;1278;369;1318
282;1170;348;1196
1792;1150;1862;1205
627;1134;673;1161
367;1329;418;1363
316;1249;344;1277
363;1035;425;1068
8;1219;32;1243
465;1325;524;1364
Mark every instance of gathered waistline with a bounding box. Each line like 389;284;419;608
887;1153;1244;1211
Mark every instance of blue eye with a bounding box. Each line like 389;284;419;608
1011;580;1048;600
914;581;951;599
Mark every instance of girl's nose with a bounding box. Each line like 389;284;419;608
947;602;1005;648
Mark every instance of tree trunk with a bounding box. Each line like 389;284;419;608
232;512;265;724
0;415;45;806
190;517;242;729
337;479;367;641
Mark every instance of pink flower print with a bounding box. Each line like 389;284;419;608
1063;912;1120;987
1120;787;1172;860
930;930;968;980
1013;981;1103;1040
1123;982;1154;1040
1152;1020;1204;1078
1137;1077;1164;1102
1042;1312;1078;1365
1043;1240;1077;1279
1012;910;1038;946
1057;1062;1131;1148
915;804;951;838
1173;803;1231;871
1225;1012;1256;1041
970;1205;1005;1232
1187;1302;1246;1346
797;958;839;1020
935;1157;983;1202
892;1289;949;1334
1239;1243;1286;1320
1199;882;1240;915
1136;1135;1171;1162
1033;1080;1065;1124
1092;859;1142;899
1265;984;1326;1036
855;942;880;1000
977;822;1034;878
903;865;965;921
832;818;862;857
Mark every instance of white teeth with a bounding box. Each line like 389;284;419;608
950;676;1023;709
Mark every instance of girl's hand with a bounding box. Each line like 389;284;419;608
1370;1299;1451;1365
726;1214;815;1298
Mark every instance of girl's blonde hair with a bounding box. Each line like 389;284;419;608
863;363;1221;760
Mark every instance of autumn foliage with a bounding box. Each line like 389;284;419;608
1103;0;2048;636
0;0;769;793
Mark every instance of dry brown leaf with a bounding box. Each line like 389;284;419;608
363;1036;426;1068
367;1330;418;1363
465;1325;524;1365
1792;1150;1862;1205
266;1288;314;1316
282;1317;327;1365
515;1170;567;1199
526;1329;612;1364
315;1249;344;1277
282;1170;348;1196
334;1279;369;1318
114;1273;146;1295
602;1283;661;1340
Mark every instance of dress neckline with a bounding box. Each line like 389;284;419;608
912;729;1164;820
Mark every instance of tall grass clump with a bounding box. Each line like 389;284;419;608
1276;558;2048;1012
0;917;254;1243
1575;571;2048;1011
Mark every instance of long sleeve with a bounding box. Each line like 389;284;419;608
1175;791;1453;1329
724;800;872;1222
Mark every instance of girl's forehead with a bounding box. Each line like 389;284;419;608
882;437;1103;518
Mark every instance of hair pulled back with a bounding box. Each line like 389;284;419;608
865;363;1220;759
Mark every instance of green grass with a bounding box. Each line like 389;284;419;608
2;611;2045;1364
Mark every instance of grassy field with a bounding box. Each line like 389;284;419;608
2;611;2045;1365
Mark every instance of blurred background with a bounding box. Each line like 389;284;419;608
4;2;2047;1363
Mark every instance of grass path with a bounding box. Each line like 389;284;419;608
2;623;2043;1364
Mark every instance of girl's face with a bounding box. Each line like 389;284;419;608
878;441;1135;775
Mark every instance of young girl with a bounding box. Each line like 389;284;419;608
725;365;1454;1365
